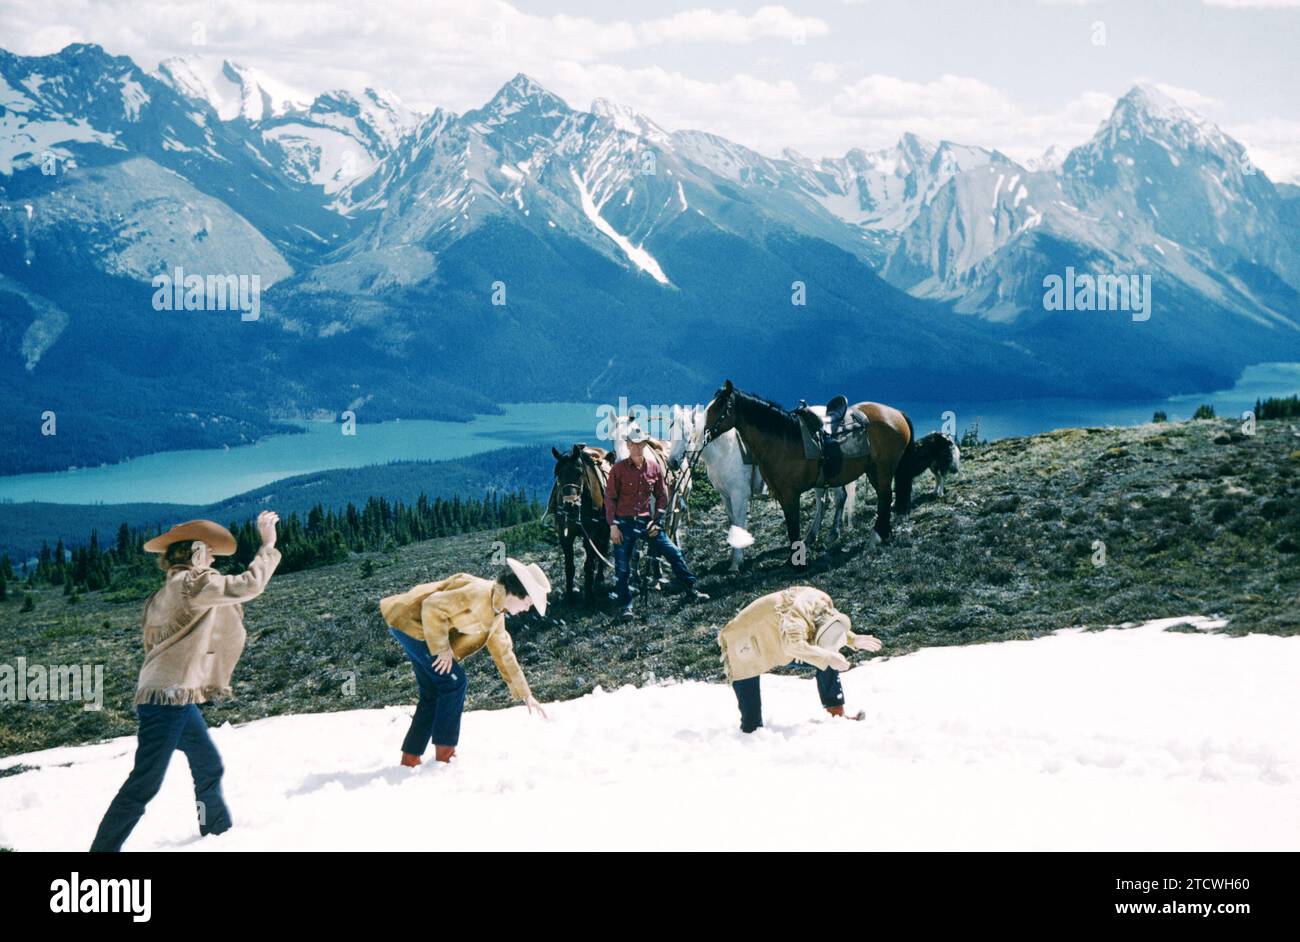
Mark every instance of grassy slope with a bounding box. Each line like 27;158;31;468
2;418;1298;758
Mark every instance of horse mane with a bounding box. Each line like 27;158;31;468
731;388;802;440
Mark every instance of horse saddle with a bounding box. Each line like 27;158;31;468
795;397;872;483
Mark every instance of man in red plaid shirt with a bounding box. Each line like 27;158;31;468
605;426;709;617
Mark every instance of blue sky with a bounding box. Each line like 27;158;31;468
4;0;1298;179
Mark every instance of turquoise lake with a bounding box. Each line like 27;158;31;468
1;364;1297;507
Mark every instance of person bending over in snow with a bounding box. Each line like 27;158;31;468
379;558;551;767
90;512;281;852
718;586;882;733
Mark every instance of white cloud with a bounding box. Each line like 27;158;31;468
1;0;1295;182
1203;0;1300;8
1227;117;1300;183
1150;83;1224;112
636;6;828;45
809;61;847;83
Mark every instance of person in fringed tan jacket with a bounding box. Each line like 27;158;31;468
718;585;883;733
90;512;281;852
379;558;551;767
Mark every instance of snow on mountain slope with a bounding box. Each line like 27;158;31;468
2;616;1296;851
155;56;311;122
569;165;670;284
0;69;119;174
156;57;422;211
259;89;422;205
883;84;1300;324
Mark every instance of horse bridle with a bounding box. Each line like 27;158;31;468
701;389;735;446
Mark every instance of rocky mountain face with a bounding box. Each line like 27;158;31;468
2;45;1298;473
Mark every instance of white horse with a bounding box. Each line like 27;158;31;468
665;404;760;570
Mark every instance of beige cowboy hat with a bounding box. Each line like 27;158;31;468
814;611;852;652
506;557;552;616
143;519;237;556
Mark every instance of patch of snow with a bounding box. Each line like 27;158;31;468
570;167;670;284
1;617;1296;851
118;78;149;121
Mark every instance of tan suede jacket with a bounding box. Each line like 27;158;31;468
135;545;281;706
718;586;864;683
379;574;531;701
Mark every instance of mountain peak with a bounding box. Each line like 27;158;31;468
1080;81;1234;164
155;55;309;121
1123;82;1184;115
472;72;570;124
590;97;668;142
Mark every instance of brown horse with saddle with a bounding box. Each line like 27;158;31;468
702;380;913;551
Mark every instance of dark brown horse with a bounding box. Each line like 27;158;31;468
549;444;613;602
702;381;912;550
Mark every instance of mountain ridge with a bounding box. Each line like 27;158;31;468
2;43;1298;474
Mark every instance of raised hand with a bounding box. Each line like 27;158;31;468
257;510;280;549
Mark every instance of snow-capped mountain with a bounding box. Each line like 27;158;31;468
156;56;423;212
881;84;1300;334
2;44;1299;472
154;56;311;122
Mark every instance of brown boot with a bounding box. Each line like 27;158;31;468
400;752;422;768
827;705;866;721
434;744;456;763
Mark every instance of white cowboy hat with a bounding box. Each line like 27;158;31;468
625;424;650;444
814;611;851;653
506;557;552;616
142;519;237;556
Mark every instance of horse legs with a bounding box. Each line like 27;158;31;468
561;533;578;600
894;468;914;517
806;488;826;546
775;488;804;565
874;471;894;545
829;486;849;543
583;528;611;602
724;488;746;572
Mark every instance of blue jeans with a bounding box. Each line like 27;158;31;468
613;516;696;609
732;668;843;733
89;703;231;852
390;627;469;754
